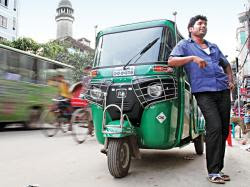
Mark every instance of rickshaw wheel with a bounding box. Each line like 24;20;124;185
107;138;131;178
71;108;89;144
59;117;69;133
40;109;60;137
194;134;204;155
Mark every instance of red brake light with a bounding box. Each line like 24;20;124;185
153;66;173;73
91;70;98;77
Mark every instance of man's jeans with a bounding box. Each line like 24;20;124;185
194;90;231;174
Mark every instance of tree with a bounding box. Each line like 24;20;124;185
40;40;94;82
67;52;94;81
12;37;41;54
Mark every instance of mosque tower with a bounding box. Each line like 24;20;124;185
55;0;74;39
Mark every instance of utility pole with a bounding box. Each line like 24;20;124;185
236;58;241;116
173;11;178;45
94;25;98;49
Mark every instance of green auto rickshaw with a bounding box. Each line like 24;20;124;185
84;19;205;178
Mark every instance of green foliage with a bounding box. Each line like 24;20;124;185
40;41;66;60
40;41;94;82
67;52;94;81
0;40;13;47
12;37;41;54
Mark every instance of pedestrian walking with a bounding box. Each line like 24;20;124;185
168;15;234;184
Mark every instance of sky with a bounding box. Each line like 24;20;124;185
18;0;247;61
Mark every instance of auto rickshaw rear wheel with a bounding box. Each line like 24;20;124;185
107;138;131;178
194;134;204;155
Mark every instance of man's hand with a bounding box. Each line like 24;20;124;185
228;81;235;91
192;56;207;69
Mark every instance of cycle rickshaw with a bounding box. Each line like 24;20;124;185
40;82;91;144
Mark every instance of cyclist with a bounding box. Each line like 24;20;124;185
55;74;73;129
56;74;72;99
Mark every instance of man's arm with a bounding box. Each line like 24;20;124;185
168;56;207;68
223;63;235;91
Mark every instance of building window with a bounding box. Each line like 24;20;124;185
0;15;7;28
0;0;8;7
13;17;16;30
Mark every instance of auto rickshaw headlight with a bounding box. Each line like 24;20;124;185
90;88;102;101
147;83;163;98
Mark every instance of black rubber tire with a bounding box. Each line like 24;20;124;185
107;138;131;178
0;123;7;131
194;134;204;155
24;108;42;129
59;117;69;134
71;108;89;144
40;109;60;137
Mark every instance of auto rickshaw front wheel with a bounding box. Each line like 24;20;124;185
194;134;204;155
107;138;131;178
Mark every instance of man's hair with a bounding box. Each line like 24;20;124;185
83;65;92;71
187;15;207;37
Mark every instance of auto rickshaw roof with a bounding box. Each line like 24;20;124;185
97;19;183;38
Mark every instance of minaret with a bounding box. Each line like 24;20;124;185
55;0;74;39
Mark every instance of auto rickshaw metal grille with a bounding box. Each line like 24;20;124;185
83;80;111;107
132;76;178;108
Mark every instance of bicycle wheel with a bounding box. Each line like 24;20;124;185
71;108;89;143
40;109;60;137
59;117;70;133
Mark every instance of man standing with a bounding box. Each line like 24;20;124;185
168;15;234;184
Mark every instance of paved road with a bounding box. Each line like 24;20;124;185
0;128;250;187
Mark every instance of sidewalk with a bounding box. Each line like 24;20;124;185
229;127;250;152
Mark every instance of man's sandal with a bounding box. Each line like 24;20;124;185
208;176;225;184
219;172;230;181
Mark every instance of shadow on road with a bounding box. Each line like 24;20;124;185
130;148;204;175
0;124;42;132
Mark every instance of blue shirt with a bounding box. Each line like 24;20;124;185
170;38;229;93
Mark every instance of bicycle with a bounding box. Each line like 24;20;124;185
40;97;90;143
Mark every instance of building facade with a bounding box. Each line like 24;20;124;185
237;12;250;78
0;0;19;41
237;1;250;100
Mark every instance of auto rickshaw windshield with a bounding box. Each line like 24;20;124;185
94;27;163;68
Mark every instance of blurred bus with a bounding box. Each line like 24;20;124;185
0;44;74;129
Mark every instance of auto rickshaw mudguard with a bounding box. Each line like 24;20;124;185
103;120;136;138
91;104;136;143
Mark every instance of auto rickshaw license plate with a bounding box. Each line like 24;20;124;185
113;67;135;77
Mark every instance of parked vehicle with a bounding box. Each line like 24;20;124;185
84;19;205;178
